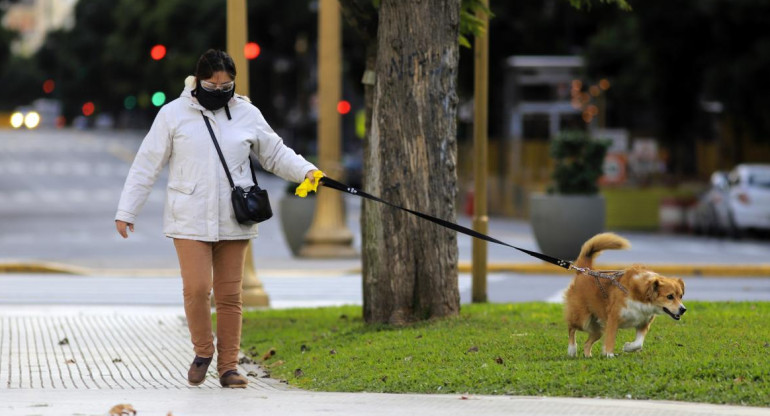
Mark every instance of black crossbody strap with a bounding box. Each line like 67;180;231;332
246;155;258;185
201;112;258;189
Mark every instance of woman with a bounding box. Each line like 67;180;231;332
115;49;319;388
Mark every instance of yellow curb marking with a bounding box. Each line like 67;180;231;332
3;262;770;278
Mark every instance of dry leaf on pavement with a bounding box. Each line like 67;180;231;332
108;403;137;415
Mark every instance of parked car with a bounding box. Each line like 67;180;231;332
692;164;770;236
691;171;731;235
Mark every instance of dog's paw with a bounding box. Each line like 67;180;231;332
623;342;642;353
602;352;616;358
568;345;577;357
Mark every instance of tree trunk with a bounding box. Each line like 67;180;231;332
362;0;461;325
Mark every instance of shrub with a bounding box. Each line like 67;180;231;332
548;130;611;195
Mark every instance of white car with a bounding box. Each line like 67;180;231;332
726;164;770;234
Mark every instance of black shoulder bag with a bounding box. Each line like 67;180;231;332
201;112;273;225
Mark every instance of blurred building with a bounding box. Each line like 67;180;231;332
1;0;77;56
504;55;584;141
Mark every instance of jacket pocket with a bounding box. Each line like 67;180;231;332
168;181;196;195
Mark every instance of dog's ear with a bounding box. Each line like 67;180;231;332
646;278;660;301
676;278;685;297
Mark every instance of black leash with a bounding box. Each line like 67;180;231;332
319;176;627;294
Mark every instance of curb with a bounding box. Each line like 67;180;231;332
2;261;770;277
0;261;92;275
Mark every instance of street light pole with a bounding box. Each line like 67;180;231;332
300;0;357;258
472;0;490;303
227;0;269;307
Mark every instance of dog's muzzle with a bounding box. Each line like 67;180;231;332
663;305;687;320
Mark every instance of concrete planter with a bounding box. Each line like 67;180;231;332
529;193;606;261
279;195;316;256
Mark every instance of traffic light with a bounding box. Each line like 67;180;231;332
337;100;351;115
244;42;260;60
150;44;167;60
151;92;166;107
42;79;55;94
124;95;137;110
82;102;95;116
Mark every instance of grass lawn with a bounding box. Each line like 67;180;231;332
237;302;770;407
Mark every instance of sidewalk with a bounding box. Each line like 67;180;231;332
0;305;767;416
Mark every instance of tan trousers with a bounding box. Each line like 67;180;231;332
173;238;249;376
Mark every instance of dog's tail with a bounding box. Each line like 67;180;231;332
574;233;630;268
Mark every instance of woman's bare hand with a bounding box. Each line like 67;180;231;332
115;220;134;239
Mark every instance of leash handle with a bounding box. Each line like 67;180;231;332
319;176;573;271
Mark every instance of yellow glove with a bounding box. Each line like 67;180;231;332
295;170;325;197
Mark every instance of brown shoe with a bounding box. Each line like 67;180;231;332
220;370;248;388
188;356;212;386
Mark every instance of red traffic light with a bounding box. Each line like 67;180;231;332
43;79;55;94
337;100;351;115
82;102;95;116
150;44;167;60
244;42;260;60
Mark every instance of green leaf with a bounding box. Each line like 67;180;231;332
458;35;472;49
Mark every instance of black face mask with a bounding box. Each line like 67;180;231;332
194;80;234;111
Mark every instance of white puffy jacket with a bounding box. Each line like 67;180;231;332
116;78;316;241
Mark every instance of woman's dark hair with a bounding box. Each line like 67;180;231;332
195;49;236;80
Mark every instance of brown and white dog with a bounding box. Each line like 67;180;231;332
564;233;686;358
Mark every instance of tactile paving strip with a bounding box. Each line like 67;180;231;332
0;310;281;391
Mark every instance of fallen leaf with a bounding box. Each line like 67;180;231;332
294;368;304;378
329;349;337;355
112;358;122;363
467;346;479;353
239;356;255;365
381;376;388;382
108;403;136;416
65;359;76;364
339;314;348;320
404;356;412;361
676;343;684;347
734;377;745;384
58;337;69;346
247;370;259;377
763;342;769;348
266;360;285;368
461;395;469;400
262;347;276;361
495;357;504;365
415;335;423;339
301;344;308;352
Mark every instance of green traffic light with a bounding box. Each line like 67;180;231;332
151;92;166;107
124;95;137;110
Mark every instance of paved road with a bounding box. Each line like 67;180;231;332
2;128;770;272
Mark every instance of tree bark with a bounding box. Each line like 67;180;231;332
362;0;461;325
